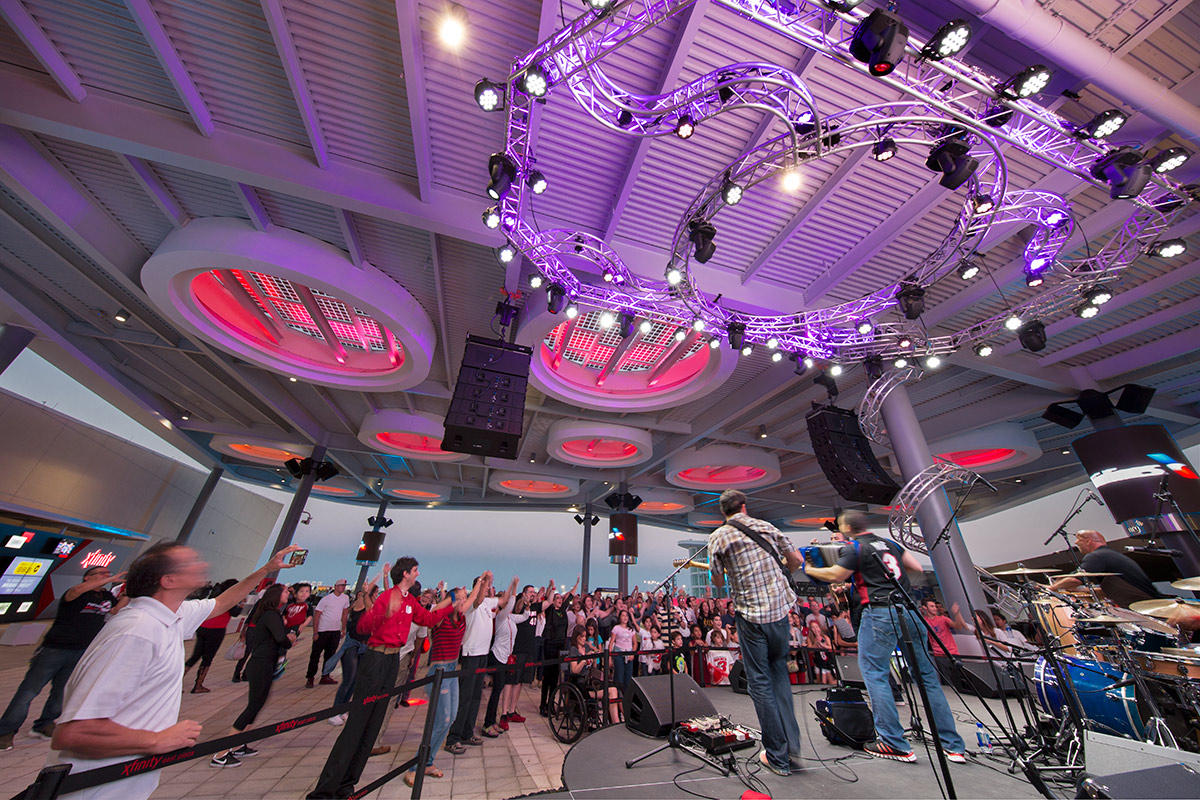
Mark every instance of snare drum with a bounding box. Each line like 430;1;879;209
1033;655;1144;740
1134;651;1200;680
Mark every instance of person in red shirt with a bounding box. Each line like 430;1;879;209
921;599;967;684
307;557;462;800
183;579;241;694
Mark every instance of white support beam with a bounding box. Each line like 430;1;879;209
1038;293;1200;367
232;182;271;231
394;0;432;201
0;0;86;102
259;0;328;168
428;233;455;389
337;208;365;267
1089;328;1200;381
945;350;1080;395
117;154;188;228
122;0;214;137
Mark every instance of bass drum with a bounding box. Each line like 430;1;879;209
1033;656;1144;740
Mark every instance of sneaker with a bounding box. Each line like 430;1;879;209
498;718;509;732
508;712;526;723
328;713;347;726
482;725;502;738
29;723;55;739
864;741;917;762
539;706;549;718
443;742;466;755
231;744;257;758
946;751;967;764
464;735;484;746
210;752;242;768
305;678;315;689
0;733;12;751
319;675;338;686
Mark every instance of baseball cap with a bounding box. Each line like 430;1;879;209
334;579;347;586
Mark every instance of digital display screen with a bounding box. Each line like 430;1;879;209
4;532;33;550
51;540;78;558
1074;424;1200;524
0;603;10;614
608;513;638;564
0;557;54;595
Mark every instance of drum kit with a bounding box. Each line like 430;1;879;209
986;566;1200;757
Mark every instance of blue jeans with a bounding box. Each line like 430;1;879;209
414;660;458;770
331;639;367;706
0;646;84;735
735;613;801;774
611;653;634;689
857;605;966;753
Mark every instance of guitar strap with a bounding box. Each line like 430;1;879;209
727;519;797;592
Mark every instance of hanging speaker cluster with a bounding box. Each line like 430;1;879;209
443;335;532;459
806;406;899;505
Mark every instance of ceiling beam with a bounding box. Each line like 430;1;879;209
945;349;1080;395
1088;327;1200;382
394;0;432;201
294;284;348;364
259;0;328;168
428;233;455;390
337;209;366;268
0;0;86;102
595;329;642;387
602;0;710;241
646;330;699;387
116;154;188;228
122;0;214;136
232;182;272;231
1038;293;1200;367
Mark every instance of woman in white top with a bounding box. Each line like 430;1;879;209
607;609;639;690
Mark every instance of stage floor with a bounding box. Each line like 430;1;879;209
557;685;1043;800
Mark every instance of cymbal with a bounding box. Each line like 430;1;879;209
1129;597;1200;619
1171;577;1200;591
993;567;1062;576
1061;572;1118;579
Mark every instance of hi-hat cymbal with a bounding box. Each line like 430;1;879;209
993;567;1062;576
1129;597;1200;619
1171;577;1200;591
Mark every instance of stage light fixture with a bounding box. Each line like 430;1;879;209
496;242;516;264
1083;287;1112;306
639;319;653;335
893;356;908;368
526;170;548;195
829;364;844;376
814;371;839;399
1005;314;1023;331
824;0;865;10
1080;108;1126;140
546;283;567;314
922;19;971;60
285;457;309;478
758;425;768;440
438;5;467;49
897;336;913;349
741;343;754;357
863;355;884;379
1073;302;1099;319
872;138;898;161
617;312;636;338
970;193;995;214
1042;402;1084;429
766;337;780;349
803;356;815;369
599;311;615;329
314;460;340;481
771;351;783;362
856;318;873;335
791;353;808;376
980;102;1013;128
850;9;909;77
1148;238;1186;258
727;321;745;350
1090;146;1151;200
957;259;981;280
114;308;129;323
666;267;683;285
474;79;502;112
709;338;721;349
675;330;687;342
997;65;1051;99
896;284;926;320
925;354;942;369
529;274;543;289
926;139;979;190
486;153;516;201
721;175;744;205
973;342;993;357
1150;147;1189;174
602;269;614;283
586;0;613;10
482;206;501;229
1045;209;1069;226
675;114;695;139
780;169;802;193
1017;319;1047;352
688;217;717;263
1024;269;1044;287
521;63;549;97
691;318;705;332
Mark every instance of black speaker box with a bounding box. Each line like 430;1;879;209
624;673;717;738
957;660;1023;698
729;659;749;694
806;406;900;505
836;654;865;687
443;336;531;459
1078;764;1200;798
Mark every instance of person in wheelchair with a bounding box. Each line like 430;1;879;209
567;628;621;724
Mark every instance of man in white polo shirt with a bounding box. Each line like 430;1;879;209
307;579;350;688
46;541;301;800
445;572;516;749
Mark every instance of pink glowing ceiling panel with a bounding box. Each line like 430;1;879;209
500;479;570;494
228;443;304;463
376;432;446;454
937;448;1018;468
561;438;640;461
677;465;769;485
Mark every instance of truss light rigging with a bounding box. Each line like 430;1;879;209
998;65;1052;99
922;20;971;61
872;138;897;161
850;9;909;77
474;79;502;112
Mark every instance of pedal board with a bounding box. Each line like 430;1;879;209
679;715;759;755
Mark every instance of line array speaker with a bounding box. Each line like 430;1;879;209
442;335;531;459
805;406;900;505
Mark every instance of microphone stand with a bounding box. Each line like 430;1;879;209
1152;470;1200;556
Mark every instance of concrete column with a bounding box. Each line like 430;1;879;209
581;501;593;594
266;445;325;581
0;325;35;374
878;383;989;615
176;466;224;544
355;496;390;593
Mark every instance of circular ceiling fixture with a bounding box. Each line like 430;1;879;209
210;435;310;466
783;515;837;529
515;304;737;412
358;410;469;462
141;219;435;390
635;489;695;515
309;477;366;499
382;480;451;502
930;423;1042;474
546;420;653;467
489;471;579;498
687;510;726;528
666;444;781;490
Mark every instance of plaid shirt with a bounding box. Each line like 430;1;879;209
708;513;797;624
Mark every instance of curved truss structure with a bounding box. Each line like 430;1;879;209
857;366;926;448
887;459;985;554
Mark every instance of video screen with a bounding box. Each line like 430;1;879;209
0;557;54;595
608;512;638;564
1073;424;1200;524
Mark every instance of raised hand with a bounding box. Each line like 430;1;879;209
266;545;304;572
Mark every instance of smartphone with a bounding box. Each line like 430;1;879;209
289;549;308;566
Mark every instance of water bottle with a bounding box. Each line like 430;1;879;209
976;722;992;753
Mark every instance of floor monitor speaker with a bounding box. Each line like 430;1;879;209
624;673;716;738
729;659;749;694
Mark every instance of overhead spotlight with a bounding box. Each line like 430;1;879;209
771;351;784;362
789;483;797;493
618;312;636;338
824;0;866;10
526;170;548;195
957;259;981;280
486;153;517;200
926;139;978;190
639;319;653;335
675;329;687;342
546;283;567;314
1090;146;1151;200
893;356;908;368
803;356;815;369
708;338;720;349
675;114;696;139
897;335;913;349
1150;147;1190;174
688;217;717;263
721;174;744;205
850;9;909;77
1017;319;1047;352
829;364;844;376
873;138;898;161
740;343;754;357
1148;238;1186;258
922;19;971;60
1045;209;1069;226
521;62;549;97
1080;108;1126;140
781;169;802;192
790;352;808;375
896;284;926;320
980;102;1013;128
924;354;942;369
482;206;501;229
529;274;543;289
970;193;995;215
599;311;615;329
1083;286;1113;306
758;425;768;439
496;241;516;264
602;269;614;283
863;355;884;378
997;65;1052;99
666;266;683;285
474;78;503;112
814;370;839;399
1024;269;1044;287
856;318;873;335
285;457;310;478
727;320;745;350
114;308;129;323
1005;313;1023;331
438;4;467;50
1073;302;1100;319
565;303;579;319
973;342;993;357
690;318;705;332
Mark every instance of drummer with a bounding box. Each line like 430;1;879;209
1047;530;1161;609
1167;604;1199;636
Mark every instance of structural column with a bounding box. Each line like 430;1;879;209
580;501;593;594
266;445;325;580
878;383;989;615
0;324;35;374
176;465;224;544
355;496;390;593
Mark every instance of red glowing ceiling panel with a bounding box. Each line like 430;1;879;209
228;443;303;462
937;448;1017;468
312;485;357;495
498;479;570;494
389;489;442;498
677;465;769;485
561;438;640;461
376;432;447;454
640;501;686;511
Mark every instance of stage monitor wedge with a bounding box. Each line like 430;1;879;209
806;406;900;505
442;335;532;459
624;674;716;738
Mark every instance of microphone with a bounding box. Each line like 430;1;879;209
1085;489;1105;507
1104;678;1136;691
1124;545;1182;557
1044;528;1067;547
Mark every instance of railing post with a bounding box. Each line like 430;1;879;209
410;667;444;799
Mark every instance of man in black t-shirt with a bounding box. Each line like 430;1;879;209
1048;530;1161;608
804;512;966;764
0;565;124;750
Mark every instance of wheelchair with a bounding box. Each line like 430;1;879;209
548;675;610;744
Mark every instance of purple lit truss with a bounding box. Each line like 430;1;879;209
491;0;1192;364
